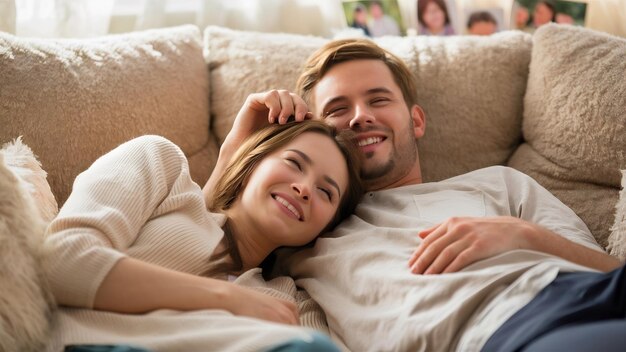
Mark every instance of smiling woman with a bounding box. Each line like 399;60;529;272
208;120;364;276
43;117;363;350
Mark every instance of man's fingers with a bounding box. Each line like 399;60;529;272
410;225;460;274
442;248;478;274
423;239;470;275
418;223;439;239
408;223;445;269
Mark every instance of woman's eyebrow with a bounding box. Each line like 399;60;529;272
287;149;341;197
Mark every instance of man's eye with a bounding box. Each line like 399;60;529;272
326;107;346;117
371;98;389;105
286;158;302;171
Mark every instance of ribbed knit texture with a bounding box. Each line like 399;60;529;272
43;135;327;351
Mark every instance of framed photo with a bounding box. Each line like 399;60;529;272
415;0;459;36
513;0;588;32
341;0;406;37
463;7;505;35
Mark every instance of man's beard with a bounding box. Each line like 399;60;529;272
362;152;396;180
360;120;417;188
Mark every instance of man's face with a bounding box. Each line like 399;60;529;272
312;60;425;191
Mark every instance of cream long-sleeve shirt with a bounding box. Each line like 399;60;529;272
43;135;325;352
282;166;604;352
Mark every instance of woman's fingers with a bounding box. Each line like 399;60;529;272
276;90;295;124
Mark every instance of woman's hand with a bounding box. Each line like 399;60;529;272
223;90;312;152
203;90;311;199
93;257;300;325
224;284;300;325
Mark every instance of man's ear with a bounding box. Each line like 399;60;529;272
410;104;426;139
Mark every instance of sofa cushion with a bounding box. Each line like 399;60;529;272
204;26;531;183
508;24;626;247
0;153;55;352
607;171;626;260
0;25;218;206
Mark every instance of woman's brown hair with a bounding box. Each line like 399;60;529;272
206;120;363;276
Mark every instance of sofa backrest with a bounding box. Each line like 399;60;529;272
205;26;532;184
2;24;624;249
0;25;218;206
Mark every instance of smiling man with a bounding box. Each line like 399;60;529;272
209;38;625;351
285;38;623;351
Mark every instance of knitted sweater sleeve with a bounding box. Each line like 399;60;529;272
44;136;194;308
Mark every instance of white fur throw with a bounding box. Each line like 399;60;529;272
508;24;626;247
0;25;218;206
0;153;55;351
205;26;532;183
608;171;626;261
1;137;58;223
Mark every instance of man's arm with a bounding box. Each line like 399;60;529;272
408;216;621;274
408;167;622;274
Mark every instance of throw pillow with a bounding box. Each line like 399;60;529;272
607;171;626;260
0;153;56;352
1;137;58;223
0;25;218;206
204;26;532;183
508;24;626;247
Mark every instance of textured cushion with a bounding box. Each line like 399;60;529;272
1;137;58;223
0;25;218;206
608;171;626;260
0;153;55;351
205;26;531;183
508;24;626;247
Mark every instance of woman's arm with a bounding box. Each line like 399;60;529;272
45;136;299;324
94;257;299;325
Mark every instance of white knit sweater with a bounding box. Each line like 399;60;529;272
43;136;327;352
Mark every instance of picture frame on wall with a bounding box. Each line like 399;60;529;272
463;7;505;35
416;0;459;36
341;0;406;37
513;0;588;33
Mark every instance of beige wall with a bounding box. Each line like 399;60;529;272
587;0;626;37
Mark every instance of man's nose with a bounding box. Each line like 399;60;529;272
349;104;376;130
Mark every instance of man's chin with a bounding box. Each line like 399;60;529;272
361;160;395;181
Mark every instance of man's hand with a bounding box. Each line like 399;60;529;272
408;217;533;275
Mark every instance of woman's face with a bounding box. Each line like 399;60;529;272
423;2;446;31
533;3;553;27
235;132;349;247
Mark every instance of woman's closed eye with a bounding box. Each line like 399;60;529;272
318;187;332;201
286;158;302;171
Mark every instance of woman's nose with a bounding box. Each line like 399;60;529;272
292;183;310;201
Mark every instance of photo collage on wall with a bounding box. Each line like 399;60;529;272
341;0;588;37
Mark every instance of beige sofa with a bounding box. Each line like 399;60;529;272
0;23;625;351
